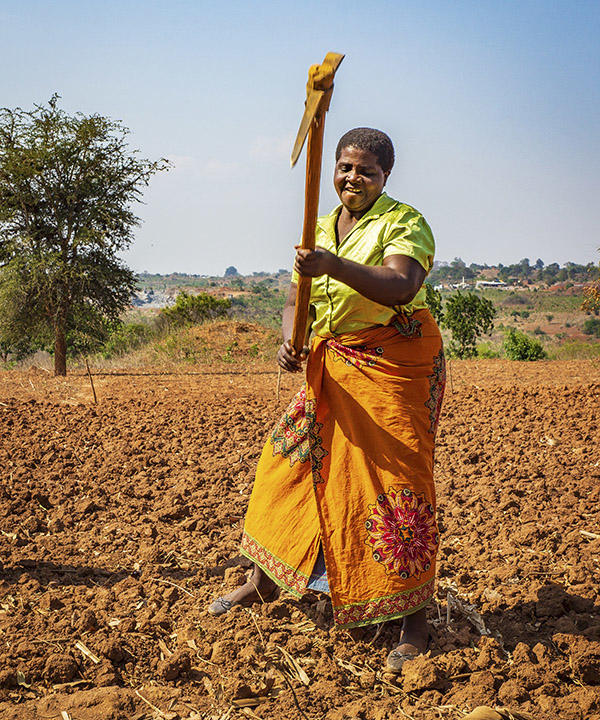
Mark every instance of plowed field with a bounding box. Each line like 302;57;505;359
0;359;599;720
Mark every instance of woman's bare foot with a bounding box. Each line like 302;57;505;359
385;607;430;673
207;565;277;616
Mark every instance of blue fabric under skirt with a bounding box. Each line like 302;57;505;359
306;544;330;593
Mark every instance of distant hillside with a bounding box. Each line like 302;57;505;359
430;257;597;287
136;258;597;294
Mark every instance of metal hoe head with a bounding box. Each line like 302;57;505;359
290;52;345;168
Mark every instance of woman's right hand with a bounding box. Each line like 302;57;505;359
277;341;309;373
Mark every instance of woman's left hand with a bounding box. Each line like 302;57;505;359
294;246;339;278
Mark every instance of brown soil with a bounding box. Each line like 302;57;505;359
0;359;599;720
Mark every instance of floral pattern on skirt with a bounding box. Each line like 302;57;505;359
365;488;438;579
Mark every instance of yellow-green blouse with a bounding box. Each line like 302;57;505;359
292;193;435;338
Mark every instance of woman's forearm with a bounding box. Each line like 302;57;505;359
281;283;297;342
282;302;295;341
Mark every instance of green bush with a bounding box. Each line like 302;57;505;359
0;336;38;365
548;340;600;360
504;328;547;361
583;317;600;337
424;283;443;324
101;321;155;358
533;326;546;335
476;342;500;358
160;291;231;328
505;293;528;305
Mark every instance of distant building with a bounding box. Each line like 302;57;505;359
475;279;507;289
450;276;471;290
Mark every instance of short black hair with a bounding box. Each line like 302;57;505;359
335;128;395;174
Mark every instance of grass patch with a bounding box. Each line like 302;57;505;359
119;320;280;367
547;340;600;360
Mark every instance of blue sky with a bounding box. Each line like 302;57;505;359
2;0;599;274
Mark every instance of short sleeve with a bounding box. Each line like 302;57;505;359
381;210;435;274
291;268;299;284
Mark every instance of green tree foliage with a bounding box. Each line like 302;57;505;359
100;321;156;358
504;328;547;360
224;266;239;277
583;317;600;337
428;257;475;284
430;258;595;287
442;291;496;358
424;282;443;324
159;291;231;328
0;263;42;363
0;96;167;374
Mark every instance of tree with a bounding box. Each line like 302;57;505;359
424;282;443;325
442;290;495;359
224;266;239;277
0;96;167;375
581;253;600;314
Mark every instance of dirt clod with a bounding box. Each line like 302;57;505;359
158;650;191;681
43;653;79;683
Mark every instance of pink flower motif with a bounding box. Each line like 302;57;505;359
365;488;438;579
326;339;383;369
270;385;311;466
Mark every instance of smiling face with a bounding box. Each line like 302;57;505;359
334;146;389;219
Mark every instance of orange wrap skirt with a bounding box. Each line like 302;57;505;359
241;309;445;628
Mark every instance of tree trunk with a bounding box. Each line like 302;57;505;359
54;314;67;376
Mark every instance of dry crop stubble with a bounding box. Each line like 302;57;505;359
0;358;598;720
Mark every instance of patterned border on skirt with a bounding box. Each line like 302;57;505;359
333;578;435;628
240;531;308;598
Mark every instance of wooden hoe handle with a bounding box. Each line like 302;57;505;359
290;52;344;355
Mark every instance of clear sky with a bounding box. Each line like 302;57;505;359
2;0;599;274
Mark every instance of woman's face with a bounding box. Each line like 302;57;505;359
334;146;389;217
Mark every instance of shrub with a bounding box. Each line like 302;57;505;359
101;322;155;359
548;341;600;360
160;291;231;328
533;326;546;335
504;328;547;361
583;317;600;338
505;293;528;305
476;342;500;358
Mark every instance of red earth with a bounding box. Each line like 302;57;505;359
0;355;599;719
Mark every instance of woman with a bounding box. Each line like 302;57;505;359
209;128;445;672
